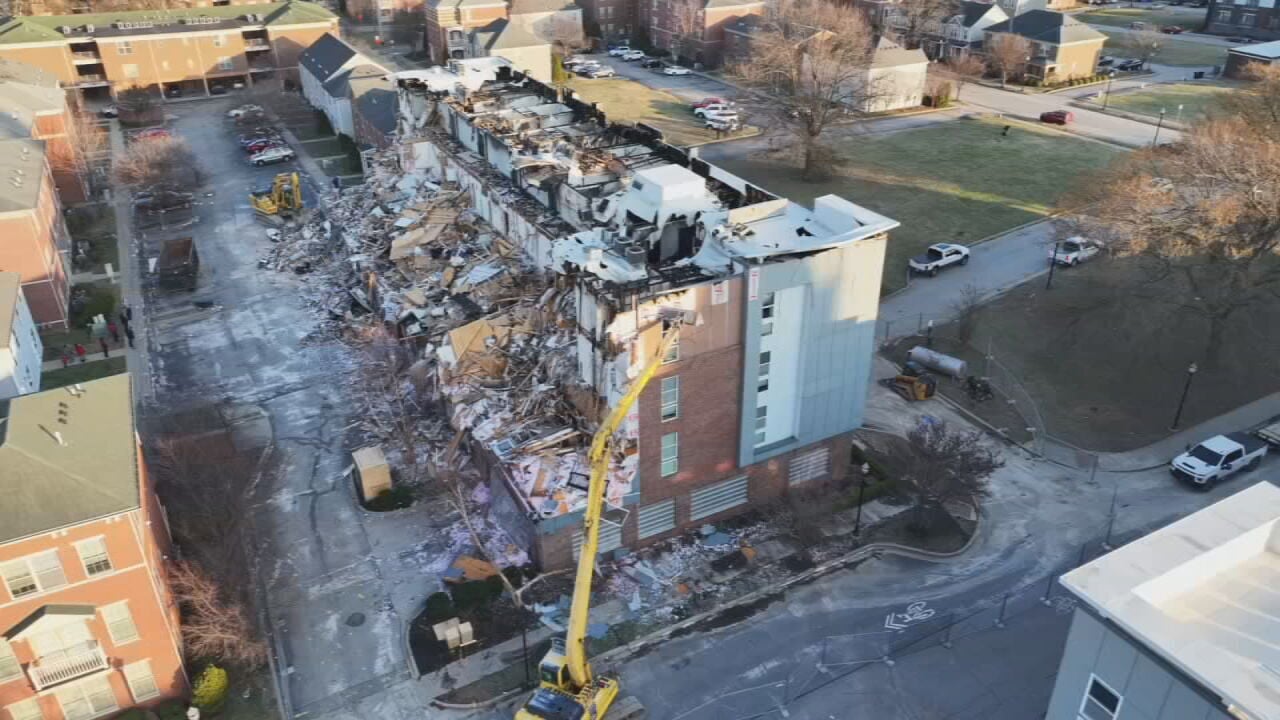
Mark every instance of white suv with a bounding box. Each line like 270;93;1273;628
250;145;296;166
694;102;734;118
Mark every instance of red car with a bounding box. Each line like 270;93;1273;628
691;96;728;110
133;128;170;140
1039;110;1074;125
1161;25;1185;33
244;139;284;154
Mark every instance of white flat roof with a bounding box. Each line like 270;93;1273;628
1061;481;1280;720
1231;39;1280;59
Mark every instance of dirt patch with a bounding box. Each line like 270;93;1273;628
863;505;970;554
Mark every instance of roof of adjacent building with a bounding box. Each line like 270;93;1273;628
984;9;1105;44
1060;481;1280;720
704;0;765;8
0;1;335;46
350;67;397;138
0;272;20;344
1230;39;1280;59
474;17;547;50
0;137;47;214
958;0;1004;27
0;58;58;86
871;36;928;68
508;0;579;14
0;77;66;141
0;374;140;544
300;31;360;85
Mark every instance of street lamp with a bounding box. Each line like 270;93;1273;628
1170;362;1198;431
1101;69;1117;110
853;463;870;536
1152;107;1167;146
1175;103;1185;124
1046;240;1061;289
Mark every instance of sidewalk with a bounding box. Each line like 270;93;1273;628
106;120;149;403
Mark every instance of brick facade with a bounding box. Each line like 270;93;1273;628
645;0;763;67
1205;0;1280;41
0;154;72;330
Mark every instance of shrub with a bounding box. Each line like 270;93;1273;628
450;578;503;613
69;284;116;329
115;711;148;720
501;565;525;590
192;664;229;714
156;700;189;720
425;591;454;622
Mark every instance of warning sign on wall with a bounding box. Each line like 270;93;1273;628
747;268;760;301
711;280;729;305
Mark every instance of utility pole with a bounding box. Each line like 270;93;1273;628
1170;362;1198;430
1045;241;1061;289
1152;107;1167;146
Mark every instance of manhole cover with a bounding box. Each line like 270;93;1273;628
345;612;366;627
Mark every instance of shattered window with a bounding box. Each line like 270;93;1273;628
661;432;679;477
662;323;680;364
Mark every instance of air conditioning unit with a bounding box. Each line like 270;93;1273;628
84;24;94;32
59;25;71;33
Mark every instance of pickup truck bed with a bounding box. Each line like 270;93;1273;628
1228;431;1268;454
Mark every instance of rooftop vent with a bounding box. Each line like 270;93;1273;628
58;25;72;34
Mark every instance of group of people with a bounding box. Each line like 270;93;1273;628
58;305;135;367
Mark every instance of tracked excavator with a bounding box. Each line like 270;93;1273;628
513;331;681;720
249;172;303;222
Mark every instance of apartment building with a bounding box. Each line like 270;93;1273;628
642;0;764;67
0;375;187;720
0;1;339;102
24;0;265;15
903;0;1009;60
0;60;91;205
0;138;72;330
984;9;1106;81
0;272;43;401
395;65;893;568
1046;481;1280;720
1206;0;1280;42
424;0;581;68
344;0;425;26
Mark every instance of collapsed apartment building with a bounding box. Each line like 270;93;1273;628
388;64;897;570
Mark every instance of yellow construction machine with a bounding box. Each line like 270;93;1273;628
513;331;676;720
249;172;303;221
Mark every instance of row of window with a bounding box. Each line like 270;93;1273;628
1215;8;1280;26
116;33;235;55
0;604;139;687
4;660;158;720
1;537;114;601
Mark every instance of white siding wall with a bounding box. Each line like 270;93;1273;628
862;63;927;112
0;288;43;400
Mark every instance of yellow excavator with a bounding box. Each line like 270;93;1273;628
249;172;303;222
513;331;677;720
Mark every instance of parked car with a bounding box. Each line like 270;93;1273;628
691;96;728;110
1115;58;1144;71
209;83;229;95
227;103;262;118
622;50;646;61
573;62;602;76
165;86;183;98
250;145;296;166
564;57;593;70
608;46;632;57
693;103;735;118
705;116;741;132
133;189;194;215
1048;237;1103;266
238;131;282;147
1161;24;1185;33
586;66;616;78
908;243;970;276
1170;433;1267;489
1096;55;1115;68
244;139;285;154
700;110;740;125
99;104;118;118
640;58;665;69
133;127;171;140
662;65;692;76
1039;109;1074;125
1128;21;1147;29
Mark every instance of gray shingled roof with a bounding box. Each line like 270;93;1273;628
0;79;69;141
0;375;140;544
0;138;46;214
871;36;928;68
704;0;764;8
508;0;578;13
474;18;547;50
350;68;397;138
299;32;358;84
984;9;1105;44
958;0;998;27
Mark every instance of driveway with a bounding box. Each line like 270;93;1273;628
132;97;442;720
585;53;740;104
958;82;1181;147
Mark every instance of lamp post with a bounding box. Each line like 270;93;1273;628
1152;107;1167;146
1175;102;1184;124
1046;240;1061;289
1101;69;1117;110
1170;362;1198;431
853;463;870;536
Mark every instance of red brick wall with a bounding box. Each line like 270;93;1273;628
0;166;71;328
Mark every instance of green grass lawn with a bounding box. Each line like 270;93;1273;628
1100;29;1228;66
42;357;127;389
1103;81;1238;119
1078;6;1202;30
563;77;755;147
705;117;1122;292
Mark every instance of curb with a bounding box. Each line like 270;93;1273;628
1066;99;1191;130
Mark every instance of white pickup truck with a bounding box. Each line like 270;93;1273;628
1170;432;1267;489
909;243;970;277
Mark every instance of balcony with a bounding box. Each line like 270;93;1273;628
71;51;103;64
245;40;272;51
73;73;109;87
29;641;108;691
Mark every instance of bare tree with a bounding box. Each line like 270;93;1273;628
664;0;702;63
1063;109;1280;366
116;87;157;116
944;53;986;100
952;283;984;345
47;112;106;184
728;0;882;180
892;0;955;51
894;420;1002;533
985;33;1031;88
169;562;269;668
1222;62;1280;128
351;327;431;485
113;135;203;188
1121;29;1163;68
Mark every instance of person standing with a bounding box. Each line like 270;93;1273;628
74;343;87;363
125;326;136;349
60;345;72;368
98;337;110;358
107;320;121;343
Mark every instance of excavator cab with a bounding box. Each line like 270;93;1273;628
249;172;303;222
537;638;570;689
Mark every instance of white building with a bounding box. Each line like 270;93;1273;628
0;271;43;399
863;37;928;112
299;33;390;138
1047;481;1280;720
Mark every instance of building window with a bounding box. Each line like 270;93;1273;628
122;63;139;79
123;661;160;702
662;322;680;363
4;699;42;720
761;292;775;336
0;639;20;683
1079;676;1121;720
1241;11;1257;24
116;41;133;55
54;675;117;720
757;351;771;392
101;602;140;645
217;56;234;70
2;550;68;599
1216;9;1232;21
76;537;112;576
213;33;227;47
660;432;678;477
660;376;679;421
754;405;768;446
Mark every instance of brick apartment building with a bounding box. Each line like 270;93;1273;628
1204;0;1280;41
0;138;73;330
984;9;1106;82
24;0;265;15
0;60;91;206
396;66;893;569
642;0;764;68
423;0;581;65
0;1;340;102
0;375;187;720
344;0;425;26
